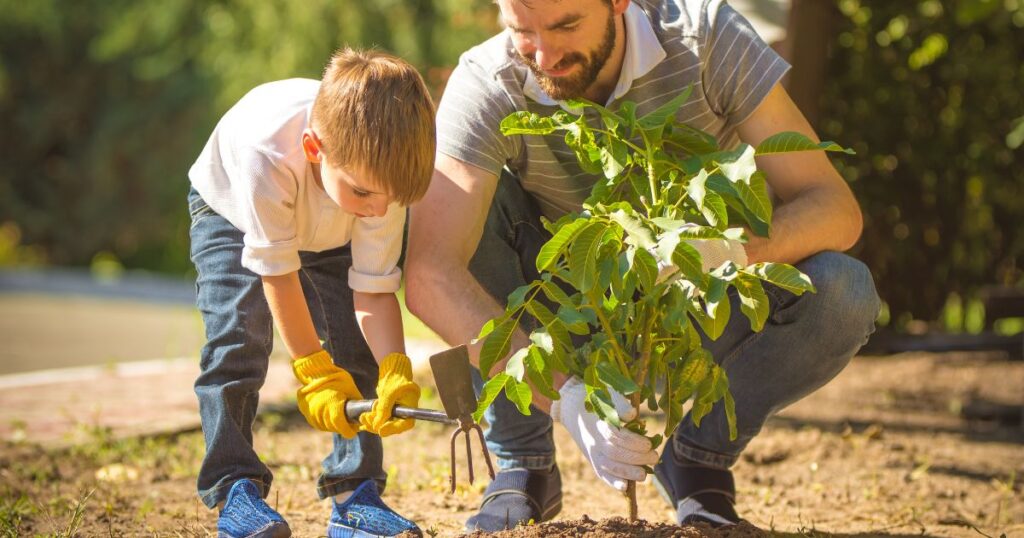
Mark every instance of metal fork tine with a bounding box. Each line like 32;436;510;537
449;428;459;494
473;424;496;480
465;427;475;485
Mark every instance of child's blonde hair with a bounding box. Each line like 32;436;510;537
311;48;436;206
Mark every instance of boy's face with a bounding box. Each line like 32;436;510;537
302;129;391;218
498;0;622;100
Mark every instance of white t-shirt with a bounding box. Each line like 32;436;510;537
188;78;404;293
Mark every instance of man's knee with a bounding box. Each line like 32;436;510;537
789;251;881;350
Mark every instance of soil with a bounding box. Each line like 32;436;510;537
459;515;765;537
1;350;1022;537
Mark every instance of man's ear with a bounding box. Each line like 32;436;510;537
301;128;322;163
611;0;630;16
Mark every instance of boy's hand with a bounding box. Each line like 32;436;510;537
359;353;421;437
292;350;363;439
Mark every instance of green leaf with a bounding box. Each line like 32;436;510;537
539;278;575;309
503;377;533;415
716;145;757;185
568;221;608;292
704;276;729;320
500;111;560;135
732;171;772;223
609;209;655;249
724;389;738;441
596;360;640;395
525;347;560;399
476;318;497;340
701;191;728;229
526;301;572;348
755;131;855;155
672;241;706;285
734;274;769;331
683;170;727;226
691;296;729;340
637;85;694;141
599;138;628;179
557;305;591;334
505;347;528;382
686;169;708;208
585;387;622;427
629;247;658;293
746;263;816;294
506;283;534;312
480;317;516;377
473;373;509;422
664;123;720;156
536;218;587;272
530;329;554;353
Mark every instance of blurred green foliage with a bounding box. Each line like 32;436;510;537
0;0;500;274
821;0;1024;326
0;0;1021;326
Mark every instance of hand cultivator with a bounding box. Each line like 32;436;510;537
345;345;495;493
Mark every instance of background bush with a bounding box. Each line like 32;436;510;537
820;0;1023;326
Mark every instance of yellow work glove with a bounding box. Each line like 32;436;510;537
292;349;363;439
359;353;421;437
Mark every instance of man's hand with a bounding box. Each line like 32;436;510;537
550;377;658;491
292;349;363;439
359;353;422;436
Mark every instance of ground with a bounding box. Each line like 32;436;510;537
1;351;1021;537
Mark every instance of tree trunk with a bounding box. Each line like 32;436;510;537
783;0;838;129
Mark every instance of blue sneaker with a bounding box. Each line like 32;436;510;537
217;479;292;538
328;480;421;537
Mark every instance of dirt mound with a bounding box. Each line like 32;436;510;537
453;515;766;537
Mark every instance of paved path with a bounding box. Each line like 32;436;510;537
0;270;448;446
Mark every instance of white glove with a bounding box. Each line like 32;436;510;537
655;225;748;284
549;377;659;492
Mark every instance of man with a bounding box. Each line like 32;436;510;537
406;0;880;531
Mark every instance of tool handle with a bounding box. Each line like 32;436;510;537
344;399;457;425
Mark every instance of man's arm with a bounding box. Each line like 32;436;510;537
405;154;561;412
736;82;864;264
353;291;406;359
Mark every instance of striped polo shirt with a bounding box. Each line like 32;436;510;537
435;0;790;220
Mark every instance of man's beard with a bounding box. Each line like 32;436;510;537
515;13;616;101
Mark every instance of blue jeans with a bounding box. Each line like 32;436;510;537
188;187;385;509
469;173;881;470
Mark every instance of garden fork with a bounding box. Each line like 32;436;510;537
429;345;496;493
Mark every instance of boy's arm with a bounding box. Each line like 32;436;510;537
352;290;420;436
353;291;406;359
262;272;321;358
263;270;364;439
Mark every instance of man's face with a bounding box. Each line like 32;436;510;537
498;0;617;101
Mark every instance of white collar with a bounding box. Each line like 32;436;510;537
522;2;667;109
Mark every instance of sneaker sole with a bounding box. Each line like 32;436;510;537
328;522;419;538
218;521;292;538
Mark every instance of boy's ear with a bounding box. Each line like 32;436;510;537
301;128;322;163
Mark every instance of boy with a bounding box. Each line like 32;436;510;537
187;48;435;538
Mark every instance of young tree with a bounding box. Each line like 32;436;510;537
473;87;852;519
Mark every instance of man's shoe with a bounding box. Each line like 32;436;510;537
464;464;563;531
217;479;292;538
328;480;421;537
652;442;740;528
